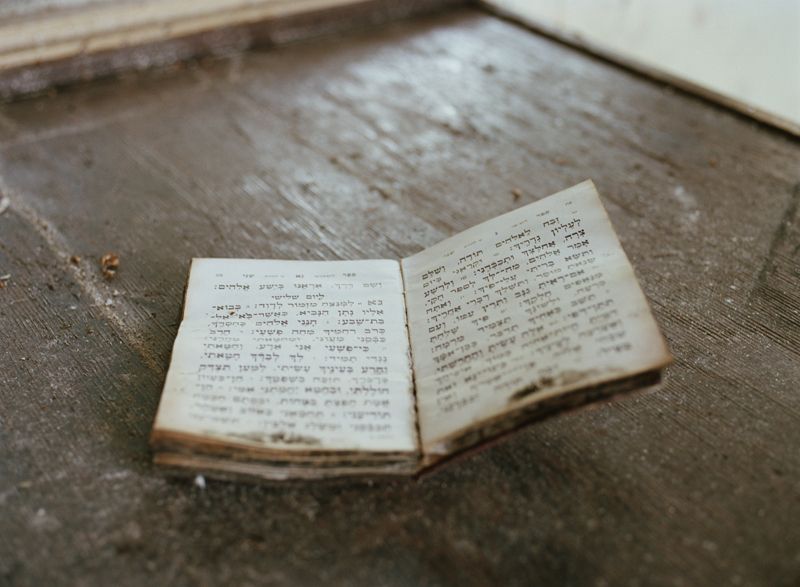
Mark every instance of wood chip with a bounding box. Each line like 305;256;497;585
100;253;120;280
69;255;81;265
511;188;522;200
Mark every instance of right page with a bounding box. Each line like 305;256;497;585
402;181;672;458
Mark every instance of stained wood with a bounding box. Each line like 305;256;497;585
1;7;799;586
0;0;464;99
0;0;366;71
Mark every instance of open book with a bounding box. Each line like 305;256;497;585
150;181;671;481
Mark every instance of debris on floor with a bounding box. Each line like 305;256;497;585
0;195;9;216
0;273;10;288
100;253;120;279
69;255;81;265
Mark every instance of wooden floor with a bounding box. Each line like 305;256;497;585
1;7;799;586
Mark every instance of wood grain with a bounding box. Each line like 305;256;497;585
1;7;798;586
0;0;368;70
0;0;464;99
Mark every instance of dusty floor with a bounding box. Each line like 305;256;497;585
1;7;799;586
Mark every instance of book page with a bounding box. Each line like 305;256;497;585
402;181;671;454
153;259;418;454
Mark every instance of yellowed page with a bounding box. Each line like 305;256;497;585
402;181;670;455
153;258;417;453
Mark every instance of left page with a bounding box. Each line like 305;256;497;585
151;259;418;454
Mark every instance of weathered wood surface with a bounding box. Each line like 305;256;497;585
0;0;464;99
1;7;798;586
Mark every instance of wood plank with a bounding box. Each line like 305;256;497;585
0;0;464;99
1;7;798;586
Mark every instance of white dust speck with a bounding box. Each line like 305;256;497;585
105;298;113;306
30;508;61;531
673;185;700;223
725;298;734;304
194;475;206;489
100;469;132;481
0;195;10;215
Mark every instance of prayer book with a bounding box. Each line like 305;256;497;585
150;181;672;481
